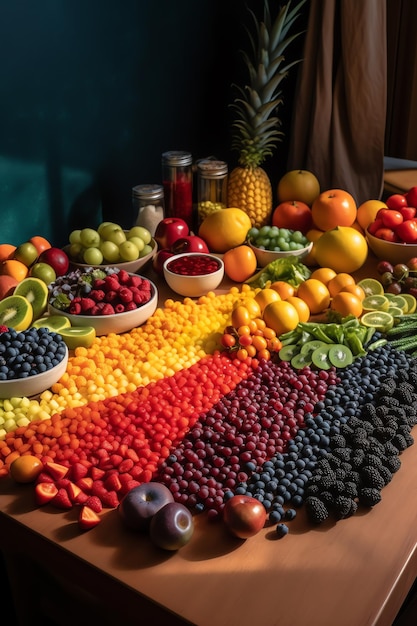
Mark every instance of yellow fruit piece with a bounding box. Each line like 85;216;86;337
59;326;96;350
361;311;394;332
362;295;390;312
356;199;387;231
263;300;300;337
254;288;281;314
198;208;252;253
10;455;43;483
314;226;368;273
357;278;384;297
401;293;417;314
0;295;33;331
297;279;331;315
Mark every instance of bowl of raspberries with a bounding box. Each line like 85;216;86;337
48;267;158;336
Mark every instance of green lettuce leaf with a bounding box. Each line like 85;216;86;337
246;257;311;289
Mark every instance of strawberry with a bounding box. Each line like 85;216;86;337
66;481;83;503
118;459;134;473
91;480;107;498
55;478;71;490
76;476;93;493
109;454;123;467
78;505;101;531
35;470;55;485
84;495;103;513
67;462;89;482
90;467;105;481
104;473;122;493
35;482;59;506
51;487;73;510
101;490;119;508
44;461;69;481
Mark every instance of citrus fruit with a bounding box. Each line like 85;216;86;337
277;169;320;206
357;278;384;297
303;228;324;266
360;311;394;332
387;306;404;317
310;267;337;285
223;245;257;283
59;326;96;349
311;189;357;231
386;294;408;313
340;283;366;301
254;288;281;313
0;243;17;262
330;292;363;318
0;274;18;300
10;454;43;483
198;208;252;253
0;258;29;281
327;273;356;297
356;199;388;231
401;293;417;314
231;305;252;328
263;300;299;336
362;294;390;312
270;280;296;300
297;279;331;315
29;235;52;255
238;297;261;319
314;226;368;273
286;296;310;322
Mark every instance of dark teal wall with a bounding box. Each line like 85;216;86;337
0;0;299;247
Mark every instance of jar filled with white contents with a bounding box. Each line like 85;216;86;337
197;159;228;226
132;184;165;235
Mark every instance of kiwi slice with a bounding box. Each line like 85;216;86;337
300;340;326;356
0;295;33;331
291;352;312;369
328;344;353;368
13;277;48;321
311;345;332;370
32;315;72;332
59;326;96;350
278;344;300;361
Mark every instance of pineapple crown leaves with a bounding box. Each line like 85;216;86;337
230;0;307;167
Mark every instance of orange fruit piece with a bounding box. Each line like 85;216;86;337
0;243;16;262
340;283;366;301
311;189;357;231
270;281;296;300
297;279;331;315
0;259;29;281
331;292;363;318
10;455;43;483
223;245;257;283
286;296;310;322
0;274;18;300
263;300;300;337
29;235;52;255
254;288;281;314
328;273;356;298
310;267;337;286
231;305;252;328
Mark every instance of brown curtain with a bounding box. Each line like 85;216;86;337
287;0;386;205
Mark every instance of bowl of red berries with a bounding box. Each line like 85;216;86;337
48;267;158;336
163;253;224;297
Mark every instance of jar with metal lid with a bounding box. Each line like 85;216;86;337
197;159;228;226
162;151;193;229
132;184;164;236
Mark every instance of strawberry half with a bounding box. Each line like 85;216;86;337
35;482;59;506
51;487;73;510
78;506;101;531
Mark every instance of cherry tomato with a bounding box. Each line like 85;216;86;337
367;217;383;234
378;208;403;229
395;219;417;243
400;206;417;221
386;193;408;210
374;227;399;242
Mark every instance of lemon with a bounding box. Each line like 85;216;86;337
361;311;394;332
387;306;404;317
401;293;417;314
385;294;409;314
362;295;390;312
59;326;96;350
357;278;384;297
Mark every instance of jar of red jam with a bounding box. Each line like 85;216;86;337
162;151;193;230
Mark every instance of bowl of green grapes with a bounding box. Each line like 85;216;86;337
247;226;313;267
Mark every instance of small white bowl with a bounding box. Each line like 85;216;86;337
163;253;224;297
65;237;157;273
49;279;158;336
0;346;68;399
366;229;417;265
248;241;313;267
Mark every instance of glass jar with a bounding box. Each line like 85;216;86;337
132;184;164;236
197;159;228;226
162;151;193;229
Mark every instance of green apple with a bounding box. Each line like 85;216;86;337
80;228;101;248
101;225;126;246
118;240;139;262
127;226;152;245
83;247;103;265
127;236;145;252
13;241;39;267
30;262;57;285
69;229;82;245
100;240;120;263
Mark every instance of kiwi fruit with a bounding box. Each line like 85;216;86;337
311;345;332;370
278;344;300;362
328;344;353;368
0;295;33;331
300;340;326;357
291;352;312;369
13;277;48;321
32;315;72;332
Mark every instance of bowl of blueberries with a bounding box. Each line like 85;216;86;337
0;326;69;399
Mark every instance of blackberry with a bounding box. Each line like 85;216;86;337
359;487;382;507
374;427;396;443
333;448;351;462
320;491;335;508
384;441;400;456
305;496;329;524
379;377;397;395
333;496;354;519
329;480;346;496
344;481;358;499
391;434;409;452
360;466;385;490
330;434;347;449
378;465;393;485
364;453;383;468
385;455;401;473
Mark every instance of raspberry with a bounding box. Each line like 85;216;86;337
80;298;95;312
118;269;130;284
90;289;105;302
125;301;137;311
0;325;9;333
104;276;120;292
94;278;106;289
128;275;143;288
69;302;82;315
115;303;126;313
105;290;118;302
119;287;133;303
101;303;115;315
90;305;100;315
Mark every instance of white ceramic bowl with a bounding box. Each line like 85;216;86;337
0;346;68;399
163;253;224;297
248;241;313;267
65;237;157;273
366;229;417;265
49;279;158;336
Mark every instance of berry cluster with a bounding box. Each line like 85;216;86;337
0;327;67;379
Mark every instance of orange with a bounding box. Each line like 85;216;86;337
198;208;252;253
340;283;366;301
311;189;357;231
239;297;261;319
0;243;16;262
10;454;43;483
270;280;296;300
303;228;324;267
0;274;18;300
0;258;29;281
29;235;52;255
356;200;387;232
231;305;252;328
286;296;310;322
297;279;331;315
254;288;281;313
328;273;356;297
331;292;363;318
314;226;368;273
310;267;337;286
263;300;300;337
223;245;257;283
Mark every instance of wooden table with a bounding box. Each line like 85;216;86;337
1;252;417;626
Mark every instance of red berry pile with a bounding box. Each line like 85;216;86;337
167;254;220;276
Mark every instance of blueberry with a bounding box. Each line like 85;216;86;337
276;523;289;538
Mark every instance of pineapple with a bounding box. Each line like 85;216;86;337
227;0;306;228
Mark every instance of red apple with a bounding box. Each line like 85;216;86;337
223;495;267;539
171;236;209;254
39;247;69;276
386;193;408;210
272;200;313;234
118;482;174;531
406;186;417;209
154;218;189;250
149;502;194;550
153;249;174;275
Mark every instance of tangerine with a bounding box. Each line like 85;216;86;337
270;280;296;300
310;267;337;286
10;454;43;483
340;283;366;301
231;305;252;328
223;245;257;283
286;296;310;322
254;288;281;313
0;274;18;300
0;259;29;281
327;273;356;297
0;243;16;262
297;279;331;315
263;300;300;337
29;235;52;255
311;189;357;231
237;297;261;319
303;228;324;267
331;292;363;318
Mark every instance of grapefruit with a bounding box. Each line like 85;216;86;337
198;208;252;253
314;226;368;274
